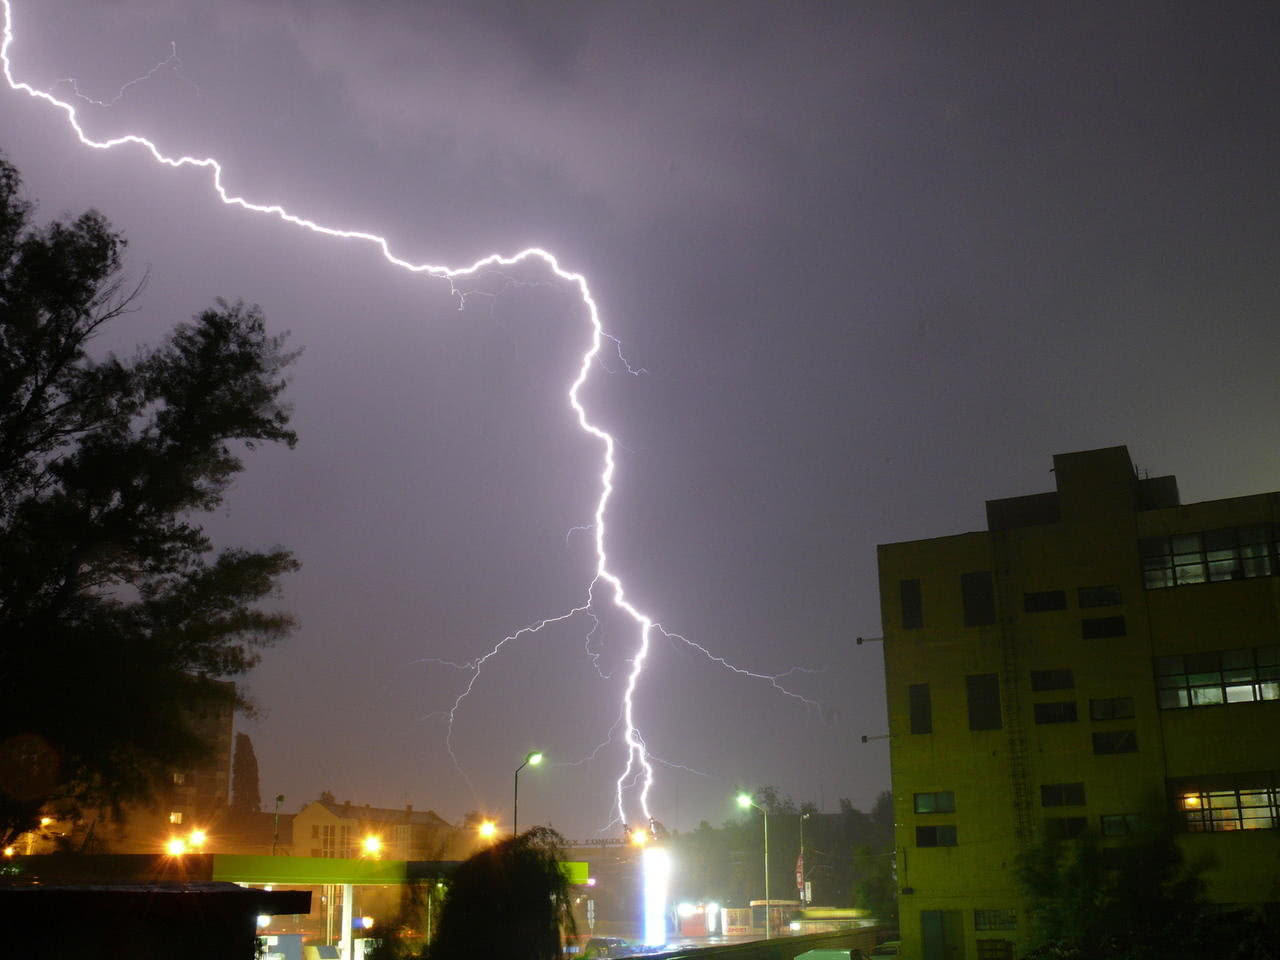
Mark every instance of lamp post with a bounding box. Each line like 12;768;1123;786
799;812;811;903
513;750;544;835
737;793;770;939
272;794;285;856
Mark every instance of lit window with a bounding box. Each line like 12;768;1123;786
169;811;183;824
913;791;956;814
1155;646;1280;710
172;772;185;785
1141;524;1279;590
1178;786;1279;832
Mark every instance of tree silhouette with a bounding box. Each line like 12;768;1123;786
426;826;576;960
0;152;298;844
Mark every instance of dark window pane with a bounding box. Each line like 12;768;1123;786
1024;590;1067;613
973;911;1017;931
916;825;957;847
1041;782;1086;807
909;683;932;734
1082;616;1126;639
1033;701;1078;724
961;571;997;627
1044;816;1088;839
901;578;923;629
967;674;1002;730
1030;669;1074;691
1089;696;1134;720
1078;585;1122;608
1093;730;1138;754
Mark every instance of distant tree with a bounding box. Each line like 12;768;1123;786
0;153;298;845
852;844;897;924
318;790;336;805
425;826;576;960
230;733;262;813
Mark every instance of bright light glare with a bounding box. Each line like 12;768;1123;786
188;829;207;848
1182;795;1201;809
362;835;382;855
641;847;671;947
737;793;753;809
676;902;696;918
630;829;649;847
361;917;375;929
166;838;186;856
706;903;720;933
256;915;271;928
528;751;544;766
39;817;52;826
2;846;13;857
478;820;497;839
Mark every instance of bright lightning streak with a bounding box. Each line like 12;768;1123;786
2;0;819;829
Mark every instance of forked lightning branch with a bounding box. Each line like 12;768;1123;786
0;0;816;832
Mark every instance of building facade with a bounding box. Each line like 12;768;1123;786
877;446;1280;960
292;800;473;862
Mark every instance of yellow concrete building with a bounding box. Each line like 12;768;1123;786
876;446;1280;960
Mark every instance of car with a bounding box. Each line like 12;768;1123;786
870;940;902;958
583;937;632;958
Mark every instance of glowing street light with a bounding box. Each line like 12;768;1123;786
513;750;544;835
188;829;208;850
362;834;383;857
630;828;649;847
166;837;187;856
737;792;771;939
477;819;498;841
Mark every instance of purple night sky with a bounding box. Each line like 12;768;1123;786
4;0;1278;838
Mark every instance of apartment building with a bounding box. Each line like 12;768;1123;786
877;446;1280;960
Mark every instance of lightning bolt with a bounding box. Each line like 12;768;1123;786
54;40;197;108
2;0;818;829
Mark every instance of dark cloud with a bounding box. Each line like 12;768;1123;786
4;0;1278;835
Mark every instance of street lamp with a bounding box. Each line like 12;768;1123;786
737;792;770;939
513;750;544;835
799;812;811;904
477;819;497;841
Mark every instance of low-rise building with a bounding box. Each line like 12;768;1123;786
877;445;1280;960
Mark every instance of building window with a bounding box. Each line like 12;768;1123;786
914;791;956;814
1044;816;1089;839
1092;730;1138;754
901;579;923;629
172;772;186;785
1155;645;1280;709
966;674;1002;730
1030;669;1074;692
961;572;996;627
1089;696;1135;720
1033;701;1078;724
1141;525;1279;589
1024;590;1066;613
974;910;1017;931
1177;783;1280;834
916;825;957;847
976;940;1014;960
1081;616;1126;639
312;825;320;840
1078;584;1123;608
1041;782;1086;807
909;683;932;734
1178;784;1279;832
1101;814;1142;836
169;811;183;824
